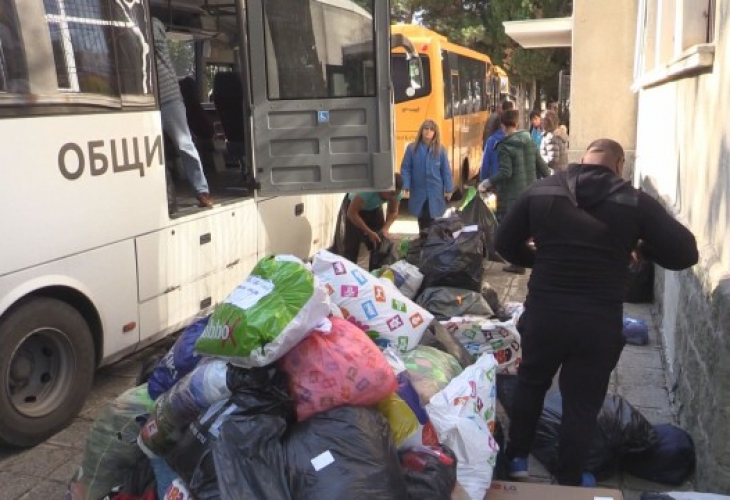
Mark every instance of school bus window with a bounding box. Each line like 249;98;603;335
0;0;28;94
263;0;376;100
391;54;431;104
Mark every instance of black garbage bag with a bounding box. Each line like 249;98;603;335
285;406;408;500
623;423;696;485
418;320;474;368
419;218;485;292
400;445;458;500
416;287;493;320
626;259;654;303
370;234;398;270
401;235;426;268
531;390;658;478
458;188;500;261
164;366;294;500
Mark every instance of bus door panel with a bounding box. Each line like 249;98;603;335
245;0;395;195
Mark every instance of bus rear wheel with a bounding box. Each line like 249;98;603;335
0;298;95;447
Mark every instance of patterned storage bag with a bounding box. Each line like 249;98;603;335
278;316;397;421
312;250;433;352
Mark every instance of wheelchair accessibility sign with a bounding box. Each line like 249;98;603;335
318;110;329;123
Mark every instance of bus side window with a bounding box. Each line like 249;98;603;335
0;0;28;94
41;0;152;105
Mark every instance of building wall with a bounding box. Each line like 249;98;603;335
634;0;730;491
570;0;639;174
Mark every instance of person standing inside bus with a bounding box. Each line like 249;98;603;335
152;18;213;209
401;119;454;231
341;174;403;270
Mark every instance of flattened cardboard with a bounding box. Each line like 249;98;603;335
486;481;624;500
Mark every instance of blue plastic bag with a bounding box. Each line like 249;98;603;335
148;316;210;400
623;317;649;346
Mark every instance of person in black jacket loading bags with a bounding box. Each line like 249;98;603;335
495;138;698;487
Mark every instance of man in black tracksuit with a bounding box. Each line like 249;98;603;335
495;139;698;486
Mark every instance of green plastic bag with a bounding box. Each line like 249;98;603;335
401;346;463;404
195;255;330;366
67;384;155;500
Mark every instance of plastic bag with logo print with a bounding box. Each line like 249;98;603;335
426;353;500;500
312;249;433;353
278;316;397;421
195;255;331;366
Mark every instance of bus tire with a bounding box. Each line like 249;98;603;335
0;297;95;448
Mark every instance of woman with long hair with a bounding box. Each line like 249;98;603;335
400;119;454;231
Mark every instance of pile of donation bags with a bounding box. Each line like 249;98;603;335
67;251;505;500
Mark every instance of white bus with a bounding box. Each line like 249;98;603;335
0;0;416;447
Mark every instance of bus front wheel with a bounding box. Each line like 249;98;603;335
0;298;95;447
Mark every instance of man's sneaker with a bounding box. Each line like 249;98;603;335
197;193;213;208
503;264;526;275
581;472;597;487
508;457;529;479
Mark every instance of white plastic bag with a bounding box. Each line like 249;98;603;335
312;250;433;352
442;315;522;375
426;353;500;500
389;260;424;299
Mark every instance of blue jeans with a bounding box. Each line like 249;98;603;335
160;99;210;195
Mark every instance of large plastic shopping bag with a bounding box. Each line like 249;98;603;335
377;369;438;449
279;316;397;421
67;385;155;500
389;260;424;299
442;315;522;375
400;346;463;404
195;255;330;366
148;316;209;400
426;353;500;500
312;250;433;352
138;360;231;458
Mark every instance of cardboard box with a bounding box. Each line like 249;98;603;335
486;481;624;500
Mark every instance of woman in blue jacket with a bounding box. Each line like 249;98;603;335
400;119;454;231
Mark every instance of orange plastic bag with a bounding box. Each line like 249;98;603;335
279;317;397;421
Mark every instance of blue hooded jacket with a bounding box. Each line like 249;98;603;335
480;128;505;180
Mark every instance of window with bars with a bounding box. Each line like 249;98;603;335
42;0;152;99
0;0;28;93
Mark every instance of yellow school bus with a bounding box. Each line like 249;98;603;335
391;24;496;192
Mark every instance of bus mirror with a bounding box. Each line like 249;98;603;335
202;40;211;58
392;33;424;91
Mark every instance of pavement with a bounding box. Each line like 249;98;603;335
0;209;694;499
